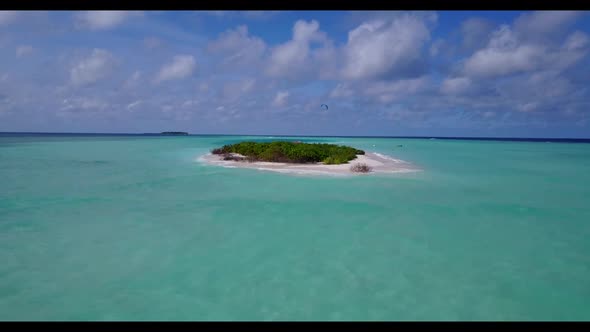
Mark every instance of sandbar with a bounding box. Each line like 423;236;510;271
198;151;419;176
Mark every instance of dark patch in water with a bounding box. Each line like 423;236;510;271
75;160;110;166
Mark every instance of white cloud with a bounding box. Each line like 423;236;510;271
208;25;266;67
267;41;308;77
0;11;18;25
440;77;472;95
126;100;142;110
341;14;430;80
271;91;289;107
292;20;326;43
70;49;117;86
16;45;34;57
266;20;327;78
75;11;141;30
155;55;196;82
463;22;589;79
463;26;545;78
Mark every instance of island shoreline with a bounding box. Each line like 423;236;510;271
198;151;420;176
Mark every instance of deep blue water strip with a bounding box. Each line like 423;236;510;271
1;132;589;143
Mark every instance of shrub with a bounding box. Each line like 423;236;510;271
211;145;231;155
350;163;372;173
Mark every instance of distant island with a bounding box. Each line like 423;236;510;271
160;132;189;135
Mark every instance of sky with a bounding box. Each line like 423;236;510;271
0;10;589;137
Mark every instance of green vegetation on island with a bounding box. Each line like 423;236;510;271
211;141;365;165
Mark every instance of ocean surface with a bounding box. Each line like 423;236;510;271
1;134;590;320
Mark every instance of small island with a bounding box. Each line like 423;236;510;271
200;141;419;176
212;141;365;164
160;131;189;135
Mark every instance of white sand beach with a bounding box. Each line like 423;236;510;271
198;152;419;176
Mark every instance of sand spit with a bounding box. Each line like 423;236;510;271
198;152;420;176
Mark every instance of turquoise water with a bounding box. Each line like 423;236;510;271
1;135;590;320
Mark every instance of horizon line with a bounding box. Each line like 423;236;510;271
1;131;590;141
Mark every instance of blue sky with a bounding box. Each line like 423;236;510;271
1;10;589;137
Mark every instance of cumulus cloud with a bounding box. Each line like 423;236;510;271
70;49;117;87
341;14;431;80
266;20;328;78
208;25;266;67
238;14;433;83
16;45;34;57
463;25;544;78
155;55;196;82
462;14;589;79
75;11;142;30
0;11;18;25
